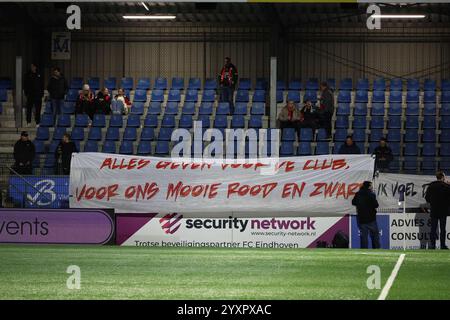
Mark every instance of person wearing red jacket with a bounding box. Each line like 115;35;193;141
218;57;238;114
75;84;95;120
94;87;111;115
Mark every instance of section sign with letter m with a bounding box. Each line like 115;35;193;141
51;32;71;60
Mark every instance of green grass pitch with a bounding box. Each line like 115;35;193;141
0;245;449;300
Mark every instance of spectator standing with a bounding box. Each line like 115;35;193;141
95;87;111;115
372;137;394;171
47;67;68;117
425;171;450;250
55;133;78;175
13;131;35;175
318;81;334;140
218;57;238;114
278;101;301;136
299;100;319;131
24;63;44;126
75;84;95;119
351;181;380;249
338;135;361;154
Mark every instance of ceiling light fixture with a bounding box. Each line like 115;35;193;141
371;14;426;19
123;15;176;20
141;2;149;11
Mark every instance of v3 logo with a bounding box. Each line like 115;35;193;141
26;179;57;206
159;213;183;234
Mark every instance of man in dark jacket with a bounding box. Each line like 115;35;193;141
425;171;450;249
24;63;44;126
352;181;380;249
299;100;319;131
13;131;35;175
338;135;361;154
55;133;78;175
372;138;394;172
47;67;68;117
218;57;238;114
318;81;334;140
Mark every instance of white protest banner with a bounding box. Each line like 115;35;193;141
374;173;434;210
69;153;374;217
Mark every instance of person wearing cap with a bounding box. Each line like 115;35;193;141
76;84;95;120
24;63;44;126
47;67;68;117
55;133;78;175
372;137;394;172
13;131;35;175
338;135;361;154
218;57;238;115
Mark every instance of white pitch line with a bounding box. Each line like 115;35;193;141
377;253;406;300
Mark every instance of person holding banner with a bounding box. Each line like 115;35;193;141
351;181;380;249
425;171;450;250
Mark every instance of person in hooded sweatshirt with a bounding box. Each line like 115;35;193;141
352;181;380;249
47;67;68;117
425;171;450;250
55;133;78;175
23;63;44;126
13;131;35;175
338;135;361;154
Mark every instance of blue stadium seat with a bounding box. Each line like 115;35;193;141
251;102;265;115
43;102;52;114
202;90;215;103
144;114;158;128
442;79;450;91
356;78;369;91
123;127;137;141
168;89;181;102
422;129;436;142
62;102;75;114
236;90;249;103
204;78;217;90
171;77;184;90
199;102;213;115
93;114;106;127
255;78;268;90
253;90;266;103
161;115;175;128
179;115;193;128
137;141;152;155
355;90;368;103
216;102;230;115
104;77;117;91
282;128;296;141
441;103;450;116
387;103;402;116
184;89;198;103
238;78;251;90
370;116;384;129
277;80;286;91
131;102;144;115
158;128;174;141
147;102;162;115
234;103;247;115
422;144;436;156
288;79;302;90
231;115;245;128
70;127;84;141
352;116;367;129
387;129;401;142
43;154;56;169
83;140;98;152
188;78;201;90
119;141;134;155
370;129;384;142
127;114;141;127
88;77;100;91
404;130;418;142
66;89;79;102
53;127;66;141
441;130;450;142
338;91;351;103
327;79;336;91
107;114;122;128
69;77;83;90
404;157;418;172
388;116;402;129
353;103;367;116
390;78;403;91
304;91;317;103
47;140;60;154
372;91;385;103
40;114;54;127
336;103;351;116
276;90;284;103
287;91;300;103
164;102;179;115
373;78;386;91
154;77;168;90
74;114;89;127
423;103;436;116
121;77;133;90
335;116;349;128
423;116;436;129
442;91;450;103
280;142;294;157
105;127;119;141
151;90;164;102
305;78;319;90
316;128;328;141
405;103;419;116
140;127;155;141
57;115;71;128
197;115;210;128
102;141;116;154
136;78;151;90
406;91;419;103
299;128;313;141
405;116;419;129
389;91;402;103
339;78;352;90
424;91;436;103
422;157;436;173
155;140;170;155
389;142;401;156
334;129;348;142
352;129;366;142
36;127;50;141
297;142;312;156
424;79;436;91
315;142;330;155
249;115;262;128
371;103;385;116
404;143;418;156
133;90;147;102
407;79;420;91
182;102;195;115
33;140;45;154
